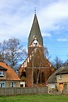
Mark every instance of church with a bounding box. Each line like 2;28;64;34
18;13;55;87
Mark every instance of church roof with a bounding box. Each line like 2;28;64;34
20;48;54;68
28;14;43;46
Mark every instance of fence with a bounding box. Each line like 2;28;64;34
0;87;48;96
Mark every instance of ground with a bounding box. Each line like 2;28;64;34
0;94;68;102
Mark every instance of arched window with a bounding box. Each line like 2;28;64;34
33;71;37;83
37;69;40;84
41;72;45;83
22;72;26;77
38;74;40;83
21;71;26;77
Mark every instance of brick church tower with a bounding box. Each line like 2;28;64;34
28;13;43;56
18;13;55;87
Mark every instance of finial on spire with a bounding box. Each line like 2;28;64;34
34;7;36;14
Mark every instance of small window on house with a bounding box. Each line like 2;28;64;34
0;71;4;77
10;82;15;87
59;74;62;79
0;82;6;87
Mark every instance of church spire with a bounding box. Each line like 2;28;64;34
28;13;43;47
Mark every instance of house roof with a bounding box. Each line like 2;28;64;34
0;62;20;81
28;14;43;46
0;66;7;71
47;65;68;83
56;66;68;75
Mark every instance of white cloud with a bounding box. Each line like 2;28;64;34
0;0;68;62
57;38;68;42
0;0;68;42
42;32;51;37
38;0;68;31
0;0;34;42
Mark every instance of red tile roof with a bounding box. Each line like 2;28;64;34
0;62;20;81
0;66;7;71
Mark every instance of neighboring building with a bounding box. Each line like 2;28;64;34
56;66;68;92
0;62;20;88
18;13;55;87
47;65;68;93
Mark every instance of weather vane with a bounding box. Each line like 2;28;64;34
34;7;36;14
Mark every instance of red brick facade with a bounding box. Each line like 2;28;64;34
18;48;55;87
18;14;55;87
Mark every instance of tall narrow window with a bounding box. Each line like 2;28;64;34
10;82;15;87
41;72;45;83
37;69;40;84
0;82;6;87
59;74;62;79
33;72;37;83
38;74;40;83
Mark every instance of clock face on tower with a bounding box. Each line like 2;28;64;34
33;39;38;46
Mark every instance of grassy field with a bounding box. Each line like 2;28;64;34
0;94;68;102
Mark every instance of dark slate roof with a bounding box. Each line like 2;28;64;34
47;66;68;83
28;14;43;46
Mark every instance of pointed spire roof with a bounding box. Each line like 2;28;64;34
28;14;43;46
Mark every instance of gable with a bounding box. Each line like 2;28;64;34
0;62;20;81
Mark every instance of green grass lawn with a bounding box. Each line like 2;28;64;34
0;94;68;102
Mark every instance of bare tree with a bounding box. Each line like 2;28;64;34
0;38;27;70
53;56;63;69
0;40;8;61
63;55;68;66
44;47;51;59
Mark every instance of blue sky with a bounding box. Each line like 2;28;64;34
0;0;68;62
